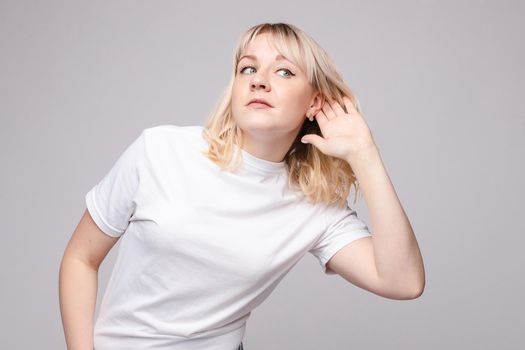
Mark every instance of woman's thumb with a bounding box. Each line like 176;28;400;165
301;134;325;150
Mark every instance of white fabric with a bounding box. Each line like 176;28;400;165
85;124;372;350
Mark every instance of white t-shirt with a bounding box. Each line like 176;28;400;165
85;124;372;350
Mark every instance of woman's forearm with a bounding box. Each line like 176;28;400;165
346;145;425;296
59;256;98;350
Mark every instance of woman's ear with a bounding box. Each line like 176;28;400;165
308;92;324;117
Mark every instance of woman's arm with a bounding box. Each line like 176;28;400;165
302;97;425;299
59;257;98;350
59;209;120;350
336;146;425;299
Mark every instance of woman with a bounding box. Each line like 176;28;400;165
59;22;425;350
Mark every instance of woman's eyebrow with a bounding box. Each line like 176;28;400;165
238;54;293;64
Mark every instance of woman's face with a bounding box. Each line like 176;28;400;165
231;33;319;141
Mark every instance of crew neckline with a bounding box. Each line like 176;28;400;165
235;144;287;174
195;125;287;174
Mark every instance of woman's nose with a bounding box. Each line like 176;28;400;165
250;74;270;91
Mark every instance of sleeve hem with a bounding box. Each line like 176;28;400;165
85;187;125;238
319;231;372;275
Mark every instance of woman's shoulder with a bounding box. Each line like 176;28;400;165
143;123;203;137
140;124;205;146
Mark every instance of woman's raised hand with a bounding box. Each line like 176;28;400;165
301;96;377;162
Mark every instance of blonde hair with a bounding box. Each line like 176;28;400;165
201;22;364;208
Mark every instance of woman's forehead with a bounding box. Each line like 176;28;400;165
240;34;303;66
242;33;279;53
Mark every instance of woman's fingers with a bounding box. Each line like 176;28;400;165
322;100;335;119
330;99;346;116
314;109;328;127
342;96;358;115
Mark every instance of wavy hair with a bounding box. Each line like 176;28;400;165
201;22;364;208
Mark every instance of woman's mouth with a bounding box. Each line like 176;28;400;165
247;102;272;109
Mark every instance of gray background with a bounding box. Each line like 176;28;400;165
1;0;523;349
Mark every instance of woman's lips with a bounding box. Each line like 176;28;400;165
247;102;272;108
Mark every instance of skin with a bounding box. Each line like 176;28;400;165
231;32;324;162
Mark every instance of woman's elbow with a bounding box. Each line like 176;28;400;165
405;279;425;300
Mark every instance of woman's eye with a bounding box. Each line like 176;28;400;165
239;66;255;74
277;68;295;77
239;66;295;78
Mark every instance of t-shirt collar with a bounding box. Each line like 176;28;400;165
235;145;287;174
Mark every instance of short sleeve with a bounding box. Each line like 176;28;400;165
85;130;146;238
309;203;372;275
